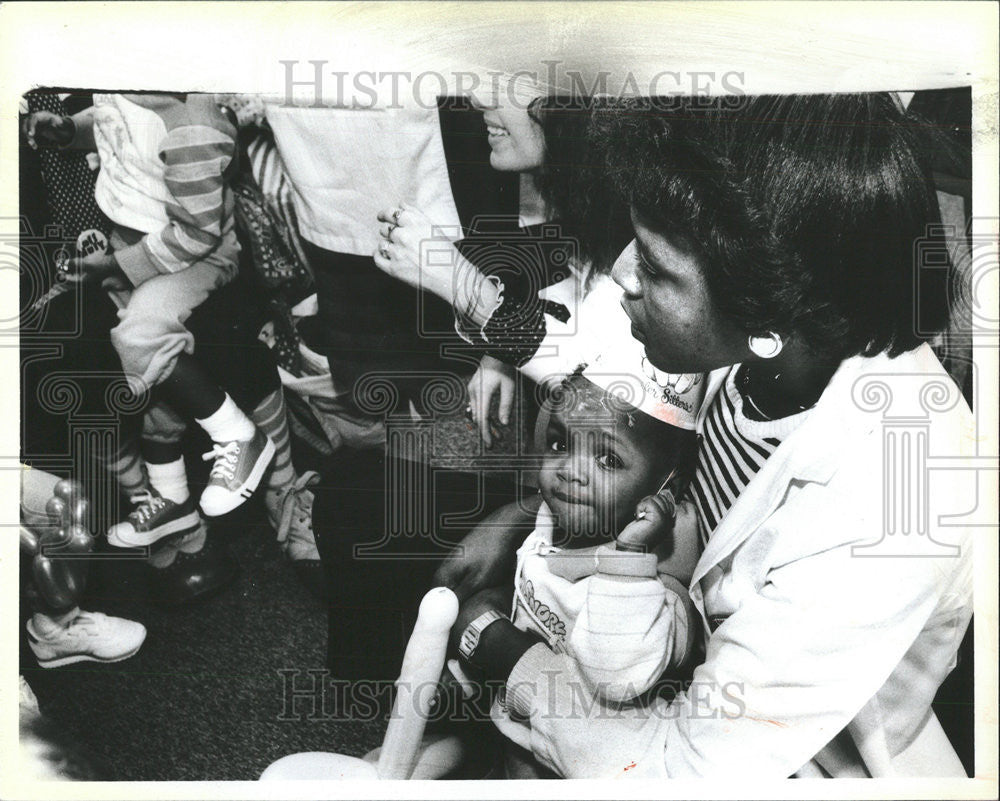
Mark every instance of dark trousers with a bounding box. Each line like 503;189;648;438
302;241;462;417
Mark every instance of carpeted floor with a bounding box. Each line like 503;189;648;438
17;391;535;782
19;485;386;781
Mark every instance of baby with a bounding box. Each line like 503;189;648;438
418;364;704;779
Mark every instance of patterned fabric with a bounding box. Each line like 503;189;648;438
244;127;315;282
24;92;111;242
91;94;240;287
689;370;809;541
453;220;577;367
235;127;316;377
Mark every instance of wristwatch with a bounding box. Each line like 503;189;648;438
458;609;506;667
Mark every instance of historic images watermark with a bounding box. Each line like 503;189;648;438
278;667;747;724
279;60;747;110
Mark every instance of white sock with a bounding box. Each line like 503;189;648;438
196;394;256;444
147;458;190;504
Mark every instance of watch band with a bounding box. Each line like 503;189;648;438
458;609;506;665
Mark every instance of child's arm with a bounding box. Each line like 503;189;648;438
566;496;702;703
113;106;237;287
432;492;542;601
22;107;95;151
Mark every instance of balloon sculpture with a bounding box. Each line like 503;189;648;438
260;586;464;780
20;479;94;611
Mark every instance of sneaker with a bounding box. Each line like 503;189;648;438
26;611;146;669
200;428;276;517
271;471;321;562
272;471;327;600
107;489;201;548
19;675;40;719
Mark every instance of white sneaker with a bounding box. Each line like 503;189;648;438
270;471;321;561
19;675;40;719
26;611;146;669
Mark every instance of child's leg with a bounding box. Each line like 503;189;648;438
252;388;321;564
110;265;273;517
100;436;150;500
106;403;201;548
21;467;146;667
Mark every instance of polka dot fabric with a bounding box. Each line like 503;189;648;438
26;92;112;247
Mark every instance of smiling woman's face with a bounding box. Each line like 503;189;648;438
612;212;747;374
479;101;547;172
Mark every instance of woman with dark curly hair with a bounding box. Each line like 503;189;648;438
373;88;650;445
431;92;975;778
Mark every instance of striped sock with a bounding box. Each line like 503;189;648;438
101;437;149;498
252;389;297;496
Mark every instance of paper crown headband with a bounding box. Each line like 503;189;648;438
579;346;704;431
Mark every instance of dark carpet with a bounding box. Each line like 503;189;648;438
19;490;385;782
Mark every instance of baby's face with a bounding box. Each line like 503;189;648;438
538;407;662;546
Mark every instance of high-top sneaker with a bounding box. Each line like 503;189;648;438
107;489;200;548
199;428;275;517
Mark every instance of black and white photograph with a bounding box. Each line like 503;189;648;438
2;2;997;797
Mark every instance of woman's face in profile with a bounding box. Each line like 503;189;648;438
612;212;746;374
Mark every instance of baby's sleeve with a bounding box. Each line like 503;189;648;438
567;546;699;704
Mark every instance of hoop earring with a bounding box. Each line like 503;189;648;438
748;333;783;359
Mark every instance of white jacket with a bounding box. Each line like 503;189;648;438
503;344;976;778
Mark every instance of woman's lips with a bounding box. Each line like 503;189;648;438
630;323;646;343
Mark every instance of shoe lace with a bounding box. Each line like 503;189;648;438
129;490;166;525
67;611;104;637
275;471;320;546
203;441;241;481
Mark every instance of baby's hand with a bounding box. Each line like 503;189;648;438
615;490;677;553
64;252;121;284
22;111;74;149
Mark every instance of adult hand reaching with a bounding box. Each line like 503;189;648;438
22;111;75;149
374;204;501;325
467;355;516;448
432;494;541;601
373;203;456;299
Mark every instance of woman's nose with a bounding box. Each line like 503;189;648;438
468;88;497;112
612;241;642;297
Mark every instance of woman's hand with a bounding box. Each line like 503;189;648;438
22;111;74;149
467;355;516;448
374;204;501;324
616;490;677;553
373;204;456;299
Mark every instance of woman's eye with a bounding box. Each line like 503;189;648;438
595;452;623;470
635;252;658;278
549;438;566;453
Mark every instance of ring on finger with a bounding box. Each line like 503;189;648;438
379;241;391;259
392;208;401;226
